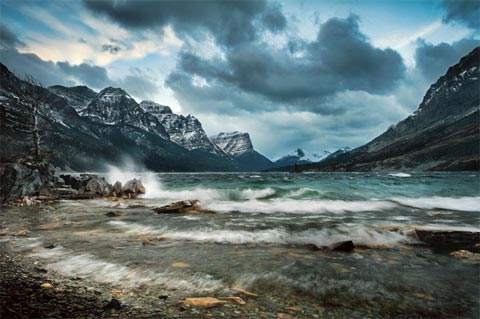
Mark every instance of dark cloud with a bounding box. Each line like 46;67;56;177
57;61;111;88
415;38;480;82
0;24;25;49
1;47;157;99
261;2;287;33
83;0;286;47
167;15;405;114
442;0;480;29
101;44;121;54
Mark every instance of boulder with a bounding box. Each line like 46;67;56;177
122;179;145;198
153;200;216;215
112;181;122;197
84;176;111;196
330;240;355;252
415;228;480;253
1;162;57;203
450;250;480;261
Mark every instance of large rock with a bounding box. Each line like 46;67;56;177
415;228;480;253
0;161;57;203
153;200;215;214
60;174;111;197
122;179;145;198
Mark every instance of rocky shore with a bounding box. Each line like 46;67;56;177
0;160;146;206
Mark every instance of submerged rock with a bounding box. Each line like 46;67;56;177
153;200;216;215
104;298;122;310
415;228;480;253
450;250;480;261
330;240;355;252
183;297;226;308
232;287;258;298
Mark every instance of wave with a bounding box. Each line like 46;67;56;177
25;240;223;292
388;173;411;177
203;199;397;214
109;221;416;248
392;196;480;212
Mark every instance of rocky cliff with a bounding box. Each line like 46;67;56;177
277;47;480;172
211;132;273;171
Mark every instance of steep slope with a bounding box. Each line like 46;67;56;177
140;100;225;156
82;88;169;139
211;132;273;171
0;64;240;171
48;85;96;112
280;47;480;172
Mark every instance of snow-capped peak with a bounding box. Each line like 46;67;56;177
210;131;253;156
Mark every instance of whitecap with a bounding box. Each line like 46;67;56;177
391;196;480;212
388;173;411;177
204;199;397;214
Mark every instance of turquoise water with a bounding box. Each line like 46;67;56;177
2;172;479;318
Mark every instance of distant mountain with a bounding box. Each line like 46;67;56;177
211;132;273;171
323;147;351;161
274;47;480;172
48;85;96;112
274;148;331;167
140;100;225;156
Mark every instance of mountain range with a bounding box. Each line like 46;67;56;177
0;64;272;172
273;47;480;172
1;47;478;172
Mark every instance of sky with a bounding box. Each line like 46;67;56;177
0;0;479;159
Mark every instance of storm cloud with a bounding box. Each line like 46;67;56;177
0;24;25;49
442;0;480;29
415;38;480;82
84;0;286;47
167;15;406;114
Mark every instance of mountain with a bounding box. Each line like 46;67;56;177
48;85;96;112
322;147;351;161
0;63;273;172
276;47;480;172
274;148;331;167
211;132;273;171
140;100;225;156
81;88;169;139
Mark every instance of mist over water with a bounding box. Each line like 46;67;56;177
2;172;479;317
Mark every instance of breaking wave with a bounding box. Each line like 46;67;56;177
108;221;416;248
392;196;480;212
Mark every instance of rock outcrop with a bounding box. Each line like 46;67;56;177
153;200;215;214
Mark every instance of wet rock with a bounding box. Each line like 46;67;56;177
104;298;122;310
85;177;111;197
170;262;190;268
105;211;122;218
40;283;54;289
450;250;480;261
1;162;57;203
232;287;258;298
112;181;122;197
44;244;57;249
159;295;168;300
286;306;302;312
415;228;480;253
142;241;157;246
330;240;355;252
183;297;226;308
224;296;246;305
302;243;323;251
277;313;295;319
122;179;145;198
153;200;216;215
14;229;28;236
